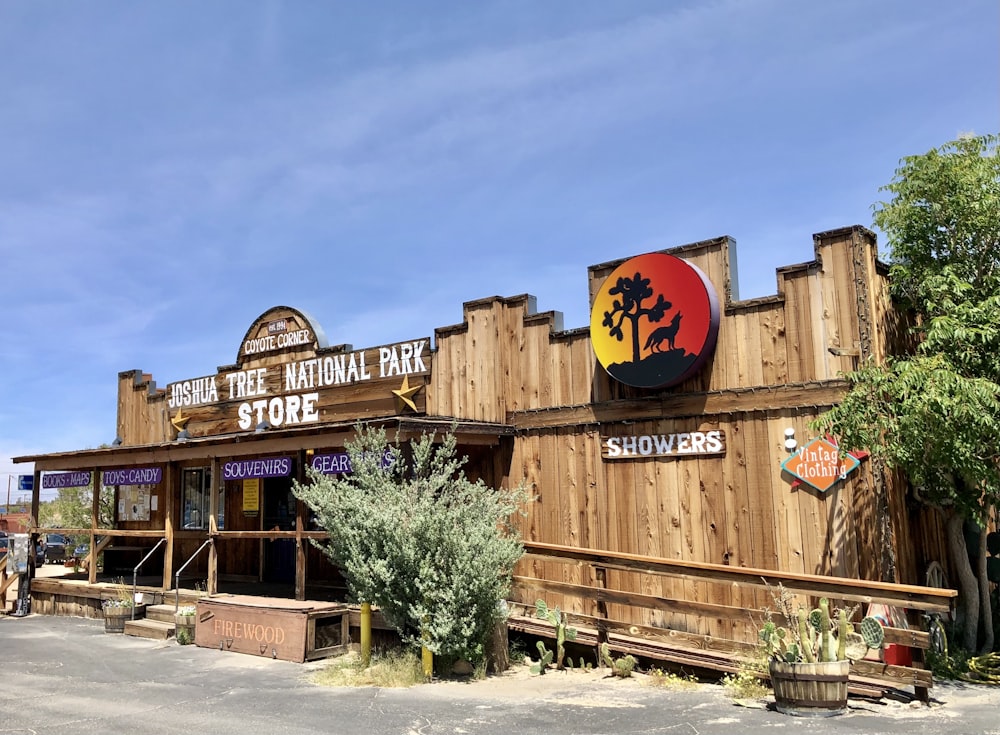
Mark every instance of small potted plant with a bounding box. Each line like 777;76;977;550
175;605;197;645
760;590;884;717
101;578;145;633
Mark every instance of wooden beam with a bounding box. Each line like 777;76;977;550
295;450;307;601
510;381;849;430
89;476;101;584
208;458;219;595
523;542;955;613
513;576;752;622
162;463;174;591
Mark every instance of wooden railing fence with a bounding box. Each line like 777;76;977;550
510;541;957;700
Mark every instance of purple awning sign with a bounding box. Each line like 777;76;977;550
311;448;396;475
222;456;293;480
102;467;163;486
41;471;93;489
311;452;353;474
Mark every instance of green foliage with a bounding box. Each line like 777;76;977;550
531;641;554;675
38;475;114;538
874;134;1000;308
535;599;577;670
507;639;527;666
648;668;700;690
819;134;1000;516
817;135;1000;651
312;648;426;688
927;643;972;680
859;616;885;650
175;627;193;645
720;668;769;700
599;642;637;678
761;587;881;663
293;425;530;665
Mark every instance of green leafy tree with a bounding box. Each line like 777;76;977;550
39;476;114;544
293;426;530;664
815;134;1000;652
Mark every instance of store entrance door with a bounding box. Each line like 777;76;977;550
262;475;296;584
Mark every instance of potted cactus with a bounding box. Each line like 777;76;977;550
760;596;884;717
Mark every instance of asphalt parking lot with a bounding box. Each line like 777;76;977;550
3;613;1000;735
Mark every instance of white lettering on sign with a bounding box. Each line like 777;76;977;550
237;393;319;430
283;352;375;391
227;368;269;399
244;328;312;356
379;340;428;377
168;377;220;409
603;431;726;459
164;334;430;434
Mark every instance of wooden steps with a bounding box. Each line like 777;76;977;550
124;618;175;640
124;604;178;640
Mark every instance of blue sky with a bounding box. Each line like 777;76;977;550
2;1;997;500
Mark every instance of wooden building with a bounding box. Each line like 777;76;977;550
13;225;952;663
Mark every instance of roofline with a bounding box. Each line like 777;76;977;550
14;416;515;471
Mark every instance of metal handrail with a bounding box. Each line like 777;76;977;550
130;538;167;621
174;539;212;612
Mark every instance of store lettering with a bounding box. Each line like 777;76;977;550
244;328;312;356
222;457;292;480
212;618;287;644
237;394;319;430
604;431;725;458
168;377;219;409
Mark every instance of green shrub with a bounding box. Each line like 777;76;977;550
294;425;531;664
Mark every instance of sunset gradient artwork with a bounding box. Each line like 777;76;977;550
590;252;720;388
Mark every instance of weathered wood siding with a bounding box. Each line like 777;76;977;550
426;226;947;636
105;225;949;639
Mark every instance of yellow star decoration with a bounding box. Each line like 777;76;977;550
171;408;191;433
392;375;422;412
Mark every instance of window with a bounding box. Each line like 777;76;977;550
181;468;211;530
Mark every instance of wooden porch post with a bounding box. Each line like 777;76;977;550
295;450;307;601
207;458;219;595
88;468;99;584
162;463;174;591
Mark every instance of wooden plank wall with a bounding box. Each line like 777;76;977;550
105;224;951;642
430;225;949;642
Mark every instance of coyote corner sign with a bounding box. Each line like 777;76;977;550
781;436;864;493
590;252;720;389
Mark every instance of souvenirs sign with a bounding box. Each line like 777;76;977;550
591;252;720;389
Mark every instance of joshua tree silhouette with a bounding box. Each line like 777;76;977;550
601;271;671;364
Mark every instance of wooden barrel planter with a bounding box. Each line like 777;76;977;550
769;659;849;717
103;604;145;633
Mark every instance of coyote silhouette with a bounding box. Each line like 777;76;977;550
643;312;682;353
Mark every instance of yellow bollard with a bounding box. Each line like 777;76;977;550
360;602;372;667
422;643;433;680
421;615;433;680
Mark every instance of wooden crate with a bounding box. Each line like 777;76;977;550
195;595;349;663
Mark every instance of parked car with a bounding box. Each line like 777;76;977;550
43;533;69;564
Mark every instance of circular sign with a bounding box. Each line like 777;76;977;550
590;252;720;389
